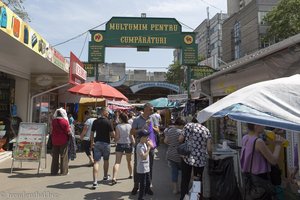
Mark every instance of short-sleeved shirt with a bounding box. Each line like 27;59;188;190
115;123;132;144
83;117;97;141
164;127;182;163
91;117;113;144
150;113;161;127
182;123;211;167
136;142;150;173
131;115;149;139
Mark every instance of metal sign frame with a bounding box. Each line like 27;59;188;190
11;122;47;174
88;17;197;65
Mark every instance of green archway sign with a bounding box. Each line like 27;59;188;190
88;17;197;65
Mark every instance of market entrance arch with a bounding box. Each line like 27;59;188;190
88;17;197;66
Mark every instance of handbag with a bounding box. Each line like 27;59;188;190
47;134;52;149
177;141;191;156
244;138;276;200
270;164;281;185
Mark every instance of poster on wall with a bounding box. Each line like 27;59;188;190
13;122;46;161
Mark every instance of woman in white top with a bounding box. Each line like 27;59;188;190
112;112;135;185
80;110;97;166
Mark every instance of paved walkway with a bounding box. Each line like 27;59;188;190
0;144;177;200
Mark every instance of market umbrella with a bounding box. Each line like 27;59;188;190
68;81;128;102
148;97;178;108
197;74;300;131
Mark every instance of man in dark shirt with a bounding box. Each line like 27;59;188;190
90;107;115;189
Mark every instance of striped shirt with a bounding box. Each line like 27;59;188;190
164;126;182;163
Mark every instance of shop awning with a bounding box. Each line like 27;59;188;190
0;27;68;79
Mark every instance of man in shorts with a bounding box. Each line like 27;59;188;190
90;107;115;189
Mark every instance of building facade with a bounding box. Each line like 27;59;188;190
222;0;279;63
194;13;228;69
227;0;254;16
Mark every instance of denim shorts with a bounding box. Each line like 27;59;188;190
93;141;111;161
115;143;133;154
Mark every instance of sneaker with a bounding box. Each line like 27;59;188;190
103;175;111;181
111;179;117;185
146;188;154;195
131;187;138;195
128;175;133;179
91;183;98;189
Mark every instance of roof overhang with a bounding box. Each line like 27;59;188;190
0;30;68;79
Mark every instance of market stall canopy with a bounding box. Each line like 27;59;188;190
68;81;128;102
148;97;179;109
197;75;300;132
79;97;105;104
107;100;132;108
107;100;132;110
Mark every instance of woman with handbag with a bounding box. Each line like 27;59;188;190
240;123;284;200
164;117;186;194
178;118;212;200
50;108;71;176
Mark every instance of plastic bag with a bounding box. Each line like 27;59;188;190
209;157;242;200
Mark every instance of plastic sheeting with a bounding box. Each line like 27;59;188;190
197;75;300;131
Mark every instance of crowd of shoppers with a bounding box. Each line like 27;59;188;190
48;104;294;200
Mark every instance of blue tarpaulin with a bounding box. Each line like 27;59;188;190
148;97;178;108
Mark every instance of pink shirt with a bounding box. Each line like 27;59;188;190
240;135;270;174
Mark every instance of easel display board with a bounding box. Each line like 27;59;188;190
11;122;47;174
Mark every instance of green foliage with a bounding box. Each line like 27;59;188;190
198;54;206;62
165;61;185;87
264;0;300;41
2;0;30;22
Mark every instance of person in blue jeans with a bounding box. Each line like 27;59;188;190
136;130;153;200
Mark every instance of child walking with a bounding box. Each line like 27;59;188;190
136;130;153;200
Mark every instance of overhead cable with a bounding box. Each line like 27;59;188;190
200;0;226;13
79;32;89;59
52;21;107;47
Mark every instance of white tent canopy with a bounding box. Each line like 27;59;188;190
197;75;300;131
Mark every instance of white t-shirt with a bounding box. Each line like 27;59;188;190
115;123;131;144
128;118;134;125
136;142;150;173
83;117;97;141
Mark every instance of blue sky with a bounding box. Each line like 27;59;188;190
23;0;227;71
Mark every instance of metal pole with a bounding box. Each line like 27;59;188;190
187;65;191;98
95;63;98;81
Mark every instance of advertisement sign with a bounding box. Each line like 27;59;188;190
13;123;46;161
0;2;49;57
48;47;69;72
102;17;181;47
167;94;188;101
88;41;105;63
89;17;198;65
182;33;197;65
69;52;87;85
0;2;69;72
83;62;95;77
191;66;216;80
